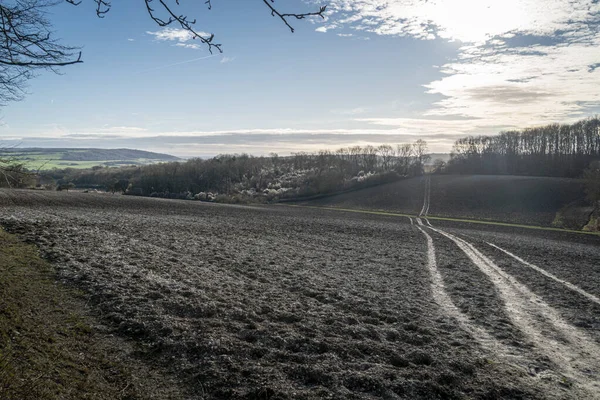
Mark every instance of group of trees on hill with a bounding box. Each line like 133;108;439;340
445;117;600;178
42;140;430;201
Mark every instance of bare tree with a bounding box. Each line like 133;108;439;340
377;144;395;171
0;0;82;104
396;143;413;175
0;0;326;105
413;139;430;173
446;117;600;177
361;145;378;172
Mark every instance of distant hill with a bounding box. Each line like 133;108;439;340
300;174;588;228
0;148;180;170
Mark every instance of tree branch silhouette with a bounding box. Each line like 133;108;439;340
262;0;327;33
0;0;83;103
0;0;326;104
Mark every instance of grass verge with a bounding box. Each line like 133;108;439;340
0;228;157;400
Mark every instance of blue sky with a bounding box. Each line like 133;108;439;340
1;0;599;156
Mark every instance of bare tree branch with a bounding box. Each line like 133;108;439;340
0;52;81;67
70;0;327;53
0;0;327;105
143;0;222;54
0;0;83;103
262;0;327;33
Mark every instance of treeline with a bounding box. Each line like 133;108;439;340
445;117;600;177
42;140;431;201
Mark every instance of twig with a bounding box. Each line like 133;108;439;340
262;0;326;33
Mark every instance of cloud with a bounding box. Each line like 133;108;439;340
127;38;135;42
175;43;201;50
322;0;600;43
331;107;368;115
220;56;236;64
424;33;600;126
146;28;210;50
356;117;503;136
315;27;328;33
4;130;461;155
87;126;149;135
317;0;600;131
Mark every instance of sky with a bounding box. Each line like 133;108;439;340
0;0;599;157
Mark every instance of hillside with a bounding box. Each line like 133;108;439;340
300;174;588;227
0;148;180;170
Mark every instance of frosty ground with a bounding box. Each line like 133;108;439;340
0;189;598;399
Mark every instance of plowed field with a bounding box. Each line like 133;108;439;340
1;188;598;399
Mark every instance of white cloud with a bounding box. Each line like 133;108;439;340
98;126;148;134
127;38;135;42
331;107;368;115
146;28;213;51
424;36;600;127
175;43;201;50
356;117;498;136
146;28;210;47
323;0;600;43
220;56;236;64
315;26;328;33
17;126;467;139
317;0;600;132
6;126;464;154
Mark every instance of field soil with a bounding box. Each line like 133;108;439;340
0;229;185;400
0;189;599;399
301;174;586;227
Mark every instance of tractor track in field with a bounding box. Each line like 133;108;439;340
418;175;431;217
484;242;600;307
416;175;600;397
411;217;521;362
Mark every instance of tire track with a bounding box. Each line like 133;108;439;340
485;242;600;307
413;217;513;357
415;183;507;354
427;224;600;393
425;176;430;216
416;177;600;394
419;175;431;217
421;176;598;308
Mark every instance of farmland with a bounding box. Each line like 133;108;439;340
302;174;588;228
0;148;180;170
0;187;599;399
